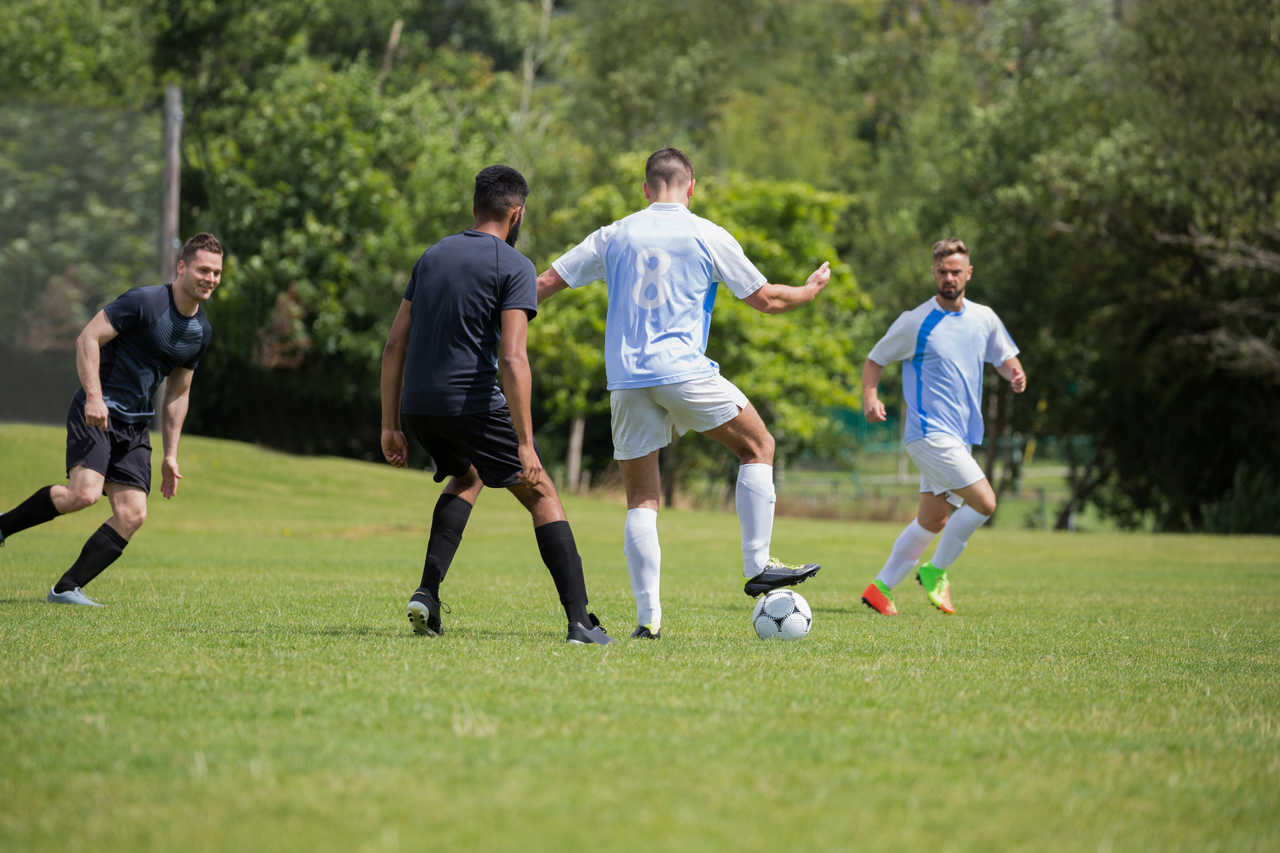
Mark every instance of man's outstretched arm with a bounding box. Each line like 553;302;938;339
742;262;831;314
537;267;569;304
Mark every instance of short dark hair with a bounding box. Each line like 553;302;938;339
180;232;223;264
645;147;693;189
932;238;969;264
473;165;529;220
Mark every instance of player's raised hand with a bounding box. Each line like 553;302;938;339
807;261;831;295
161;456;182;499
381;429;409;467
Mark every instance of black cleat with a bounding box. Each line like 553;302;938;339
743;558;821;597
407;587;443;636
630;625;661;640
567;613;613;645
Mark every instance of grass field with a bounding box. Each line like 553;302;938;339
1;422;1277;852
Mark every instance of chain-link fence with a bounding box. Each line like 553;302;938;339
0;100;163;424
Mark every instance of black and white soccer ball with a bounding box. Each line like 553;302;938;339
751;589;812;640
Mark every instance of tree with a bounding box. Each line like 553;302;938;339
181;57;515;455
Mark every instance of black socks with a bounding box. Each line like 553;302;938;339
54;523;128;593
420;493;473;596
1;486;60;540
534;520;590;626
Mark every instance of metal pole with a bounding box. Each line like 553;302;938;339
161;84;183;281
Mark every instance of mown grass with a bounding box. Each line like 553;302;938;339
1;422;1276;852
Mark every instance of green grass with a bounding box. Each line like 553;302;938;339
1;422;1277;852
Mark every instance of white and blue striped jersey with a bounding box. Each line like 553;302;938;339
552;203;767;390
868;297;1018;446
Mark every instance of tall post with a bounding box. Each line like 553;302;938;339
161;84;183;281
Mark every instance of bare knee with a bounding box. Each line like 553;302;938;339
918;512;947;534
916;499;951;533
739;429;775;465
508;480;566;526
113;503;147;537
62;487;101;513
969;495;997;516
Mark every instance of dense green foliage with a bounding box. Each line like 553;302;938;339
1;423;1277;851
2;0;1276;530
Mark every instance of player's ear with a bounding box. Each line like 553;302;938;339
687;177;695;201
642;181;652;201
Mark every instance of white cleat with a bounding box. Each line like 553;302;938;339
46;586;104;607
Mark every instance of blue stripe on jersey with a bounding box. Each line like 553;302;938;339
910;308;949;437
700;281;718;350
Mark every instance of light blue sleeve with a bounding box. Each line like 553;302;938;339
984;311;1019;365
698;221;766;299
867;310;920;365
552;222;617;288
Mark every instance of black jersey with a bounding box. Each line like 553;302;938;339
80;284;213;423
400;231;537;417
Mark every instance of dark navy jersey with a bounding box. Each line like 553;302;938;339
400;231;537;416
80;284;213;423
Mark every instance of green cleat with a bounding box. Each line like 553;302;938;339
916;562;955;614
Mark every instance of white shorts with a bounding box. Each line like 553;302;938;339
610;375;750;461
905;434;986;508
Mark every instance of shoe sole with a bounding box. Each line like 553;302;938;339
744;566;820;598
407;600;441;636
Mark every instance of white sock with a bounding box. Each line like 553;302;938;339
624;508;661;630
931;505;989;569
875;519;936;588
736;463;775;578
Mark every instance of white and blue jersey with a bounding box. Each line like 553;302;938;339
552;203;767;390
868;297;1018;446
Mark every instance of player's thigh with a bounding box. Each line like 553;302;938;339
952;477;997;515
104;421;153;495
618;452;661;510
64;465;108;510
402;413;475;483
610;389;673;461
915;491;954;532
906;436;984;493
463;407;553;488
699;403;773;463
652;375;750;436
64;397;111;485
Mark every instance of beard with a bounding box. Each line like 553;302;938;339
505;214;522;248
938;282;964;301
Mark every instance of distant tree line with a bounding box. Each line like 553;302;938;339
1;0;1275;532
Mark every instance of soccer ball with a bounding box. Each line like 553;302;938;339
752;589;812;640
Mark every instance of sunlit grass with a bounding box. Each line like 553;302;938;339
1;423;1276;851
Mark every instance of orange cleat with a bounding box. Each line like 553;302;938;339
861;580;898;615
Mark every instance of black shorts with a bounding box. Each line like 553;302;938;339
65;398;152;494
402;407;541;488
